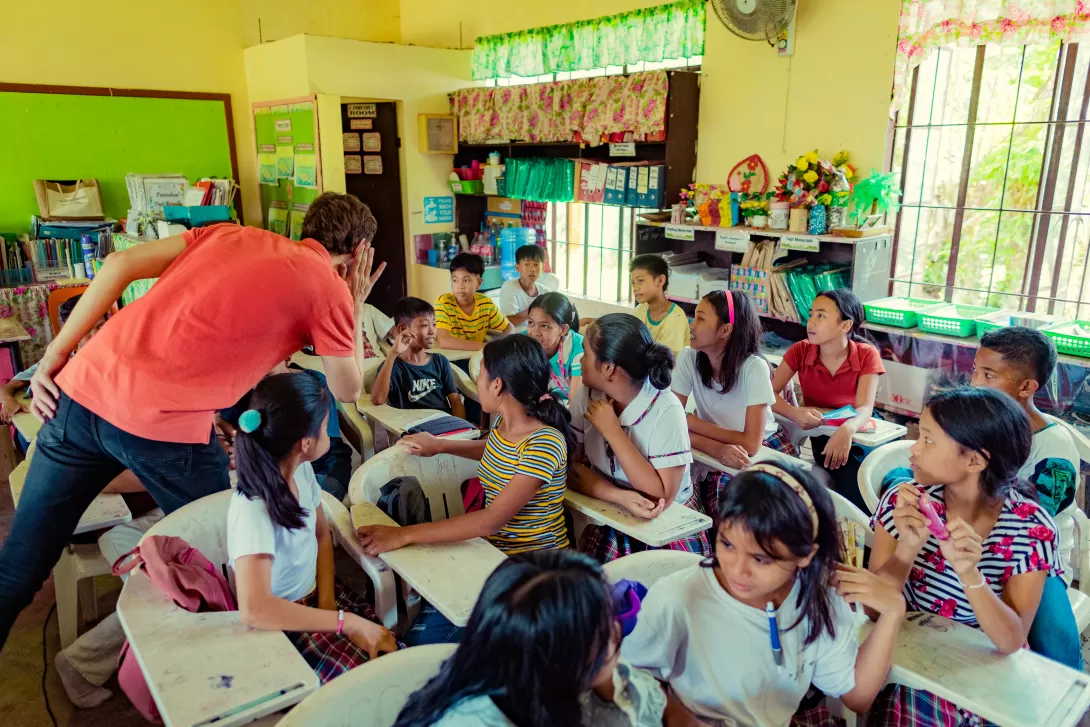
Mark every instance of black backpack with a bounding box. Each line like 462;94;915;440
376;476;432;526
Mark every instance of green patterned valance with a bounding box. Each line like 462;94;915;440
471;0;705;80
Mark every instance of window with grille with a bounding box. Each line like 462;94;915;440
891;42;1090;317
482;57;701;305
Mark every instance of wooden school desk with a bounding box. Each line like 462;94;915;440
563;490;712;547
859;612;1090;727
8;445;132;535
12;392;39;442
780;417;909;449
429;347;476;363
117;570;318;727
355;402;480;441
351;502;506;627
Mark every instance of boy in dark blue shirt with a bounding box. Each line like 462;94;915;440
370;297;465;418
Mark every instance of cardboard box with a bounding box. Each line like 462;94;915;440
875;359;938;415
486;196;522;215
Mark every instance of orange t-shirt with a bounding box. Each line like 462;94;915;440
57;224;355;444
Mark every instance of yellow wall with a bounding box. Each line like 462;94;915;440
3;0;400;228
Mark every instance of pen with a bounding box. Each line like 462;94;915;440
767;601;783;669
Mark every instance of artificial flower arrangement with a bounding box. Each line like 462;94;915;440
775;150;854;209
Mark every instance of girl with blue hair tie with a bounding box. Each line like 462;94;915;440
227;372;396;683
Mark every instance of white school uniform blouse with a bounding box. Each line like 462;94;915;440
570;378;694;503
671;349;778;437
227;461;322;603
622;565;859;727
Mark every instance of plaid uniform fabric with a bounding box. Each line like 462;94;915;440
790;702;845;727
286;580;397;684
867;685;993;727
762;425;799;456
583;489;711;563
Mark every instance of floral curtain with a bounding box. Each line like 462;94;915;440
452;71;669;144
893;1;1090;115
471;0;704;80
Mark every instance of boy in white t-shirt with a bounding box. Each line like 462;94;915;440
499;244;552;328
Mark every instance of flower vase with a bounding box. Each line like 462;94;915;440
751;215;768;229
808;205;828;235
827;206;847;231
789;208;808;233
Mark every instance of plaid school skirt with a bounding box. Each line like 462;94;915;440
763;425;799;457
286;580;396;684
582;489;711;563
867;685;994;727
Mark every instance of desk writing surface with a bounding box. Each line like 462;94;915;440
8;455;131;535
860;612;1090;727
563;490;711;547
356;402;479;440
0;317;31;343
117;572;316;727
351;503;505;627
12;393;39;441
691;446;813;476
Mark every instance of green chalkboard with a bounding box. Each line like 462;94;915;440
0;90;235;233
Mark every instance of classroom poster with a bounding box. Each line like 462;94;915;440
342;133;361;152
268;204;289;236
363;155;383;175
290;203;308;241
258;152;277;185
362;132;381;152
349;119;373;130
344;155;362;174
275;144;294;178
294;154;318;188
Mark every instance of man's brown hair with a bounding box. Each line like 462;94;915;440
300;192;377;256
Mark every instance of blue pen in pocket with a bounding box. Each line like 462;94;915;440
766;601;783;669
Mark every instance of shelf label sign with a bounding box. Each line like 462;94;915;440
715;228;750;252
665;225;695;241
609;142;636;157
347;103;377;118
781;234;820;252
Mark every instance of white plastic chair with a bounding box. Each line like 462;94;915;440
602;550;702;588
857;440;914;514
451;362;478;402
278;643;455;727
348;444;477;522
117;489;393;726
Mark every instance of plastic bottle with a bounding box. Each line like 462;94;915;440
80;234;96;280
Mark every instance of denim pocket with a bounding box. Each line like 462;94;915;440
35;392;72;448
118;431;194;477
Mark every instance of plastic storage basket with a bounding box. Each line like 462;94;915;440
917;304;1000;338
1043;321;1090;358
975;310;1012;339
862;297;943;328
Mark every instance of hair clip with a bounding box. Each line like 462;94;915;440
239;409;262;433
538;393;553;403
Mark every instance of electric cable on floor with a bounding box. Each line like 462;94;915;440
41;602;59;727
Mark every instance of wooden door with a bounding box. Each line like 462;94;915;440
341;102;406;315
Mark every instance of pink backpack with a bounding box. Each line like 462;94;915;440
113;535;236;723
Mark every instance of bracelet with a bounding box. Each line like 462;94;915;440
336;609;344;635
957;570;987;590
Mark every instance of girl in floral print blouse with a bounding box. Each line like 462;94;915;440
869;386;1060;725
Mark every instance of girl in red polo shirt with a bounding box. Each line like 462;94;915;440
772;289;884;510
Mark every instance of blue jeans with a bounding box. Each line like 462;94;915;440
0;392;230;650
403;603;464;646
1028;575;1084;669
811;435;873;512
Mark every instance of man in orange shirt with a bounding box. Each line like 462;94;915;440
0;192;386;649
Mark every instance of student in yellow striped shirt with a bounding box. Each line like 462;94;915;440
434;253;514;352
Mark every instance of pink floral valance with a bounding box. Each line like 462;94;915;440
451;70;669;145
893;1;1090;115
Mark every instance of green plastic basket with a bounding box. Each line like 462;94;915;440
975;310;1013;339
1043;320;1090;358
918;304;1000;338
862;297;944;328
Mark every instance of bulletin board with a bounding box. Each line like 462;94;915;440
253;97;323;240
0;84;239;234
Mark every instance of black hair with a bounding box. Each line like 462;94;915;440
392;297;435;328
926;386;1034;501
527;291;580;334
300;192;377;255
979;326;1057;388
450;252;484;277
813;288;875;346
629;253;670;291
697;290;763;393
234;373;331;530
516;244;545;264
394;550;614;727
702;463;840;646
585;313;674;390
58;295;82;326
482;334;576;456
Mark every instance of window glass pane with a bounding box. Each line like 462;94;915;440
953;210;1002;293
965;125;1012;210
977;45;1024;125
932;46;976;126
1001;124;1048;210
916;127;967;207
1016;42;1062;123
1066;45;1090;121
1050;121;1088;211
891;127;908;175
991;212;1036;299
908;51;941;126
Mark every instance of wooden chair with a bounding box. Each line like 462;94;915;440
47;285;88;335
278;643;455;726
116;489;390;726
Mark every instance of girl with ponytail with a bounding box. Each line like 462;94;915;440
527;291;583;404
227;373;396;683
772;288;886;511
569;313;709;561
